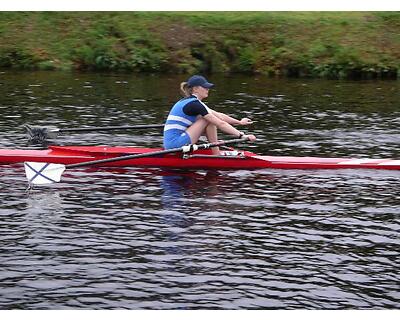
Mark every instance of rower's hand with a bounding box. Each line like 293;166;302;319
239;118;253;125
243;134;256;141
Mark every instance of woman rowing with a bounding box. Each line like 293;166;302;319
163;75;256;155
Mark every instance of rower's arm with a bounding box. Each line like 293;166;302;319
212;110;240;124
203;113;244;137
211;110;253;125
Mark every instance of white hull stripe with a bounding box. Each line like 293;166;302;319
378;160;400;166
164;124;187;132
338;159;389;165
166;115;193;125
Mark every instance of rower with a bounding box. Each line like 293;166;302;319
163;75;256;156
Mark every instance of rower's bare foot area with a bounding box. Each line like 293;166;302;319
211;147;220;156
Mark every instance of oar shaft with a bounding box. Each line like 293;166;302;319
56;124;164;133
66;138;249;169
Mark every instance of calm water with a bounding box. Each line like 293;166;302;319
0;71;399;309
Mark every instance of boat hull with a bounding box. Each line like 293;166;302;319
0;145;400;170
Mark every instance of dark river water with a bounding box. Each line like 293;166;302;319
0;71;399;309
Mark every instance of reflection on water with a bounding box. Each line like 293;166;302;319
160;170;221;209
0;72;399;309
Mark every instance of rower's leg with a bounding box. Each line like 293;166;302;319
185;118;208;143
205;123;220;155
186;118;220;155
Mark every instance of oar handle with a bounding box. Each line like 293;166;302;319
66;137;250;169
56;124;164;133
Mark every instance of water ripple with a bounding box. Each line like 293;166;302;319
0;74;399;309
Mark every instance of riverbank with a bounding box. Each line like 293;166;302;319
0;12;399;79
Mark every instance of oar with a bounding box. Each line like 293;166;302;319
24;137;250;185
25;124;164;141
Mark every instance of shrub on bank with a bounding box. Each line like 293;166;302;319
0;12;398;79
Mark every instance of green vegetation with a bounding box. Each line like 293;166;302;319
0;12;399;79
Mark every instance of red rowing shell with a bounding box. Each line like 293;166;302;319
0;145;400;170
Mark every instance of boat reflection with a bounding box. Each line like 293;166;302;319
160;169;222;211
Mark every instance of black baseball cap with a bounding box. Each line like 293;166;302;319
187;75;214;89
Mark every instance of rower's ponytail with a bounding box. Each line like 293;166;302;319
180;82;192;97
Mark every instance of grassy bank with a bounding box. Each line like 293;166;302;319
0;12;399;79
